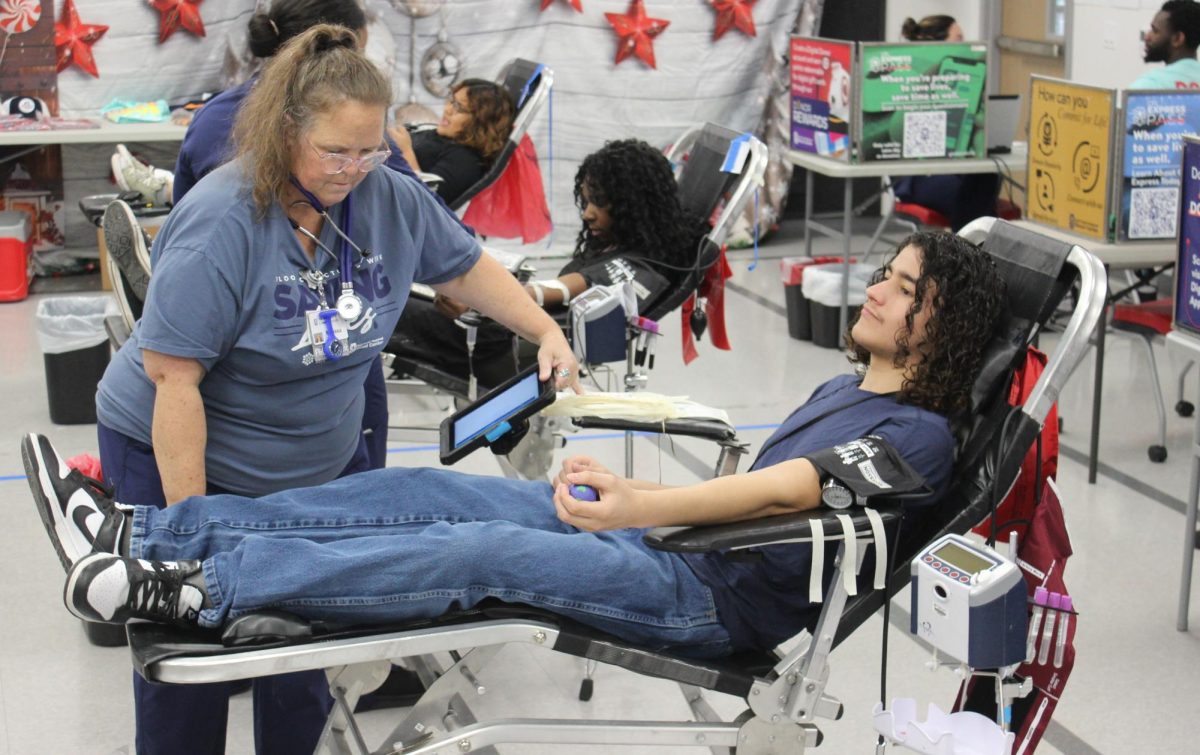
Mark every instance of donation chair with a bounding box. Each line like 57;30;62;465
387;123;767;475
125;218;1104;754
411;59;552;211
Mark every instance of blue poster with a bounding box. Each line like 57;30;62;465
1121;91;1200;239
1174;138;1200;335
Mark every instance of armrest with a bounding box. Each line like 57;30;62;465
643;506;902;553
574;416;738;443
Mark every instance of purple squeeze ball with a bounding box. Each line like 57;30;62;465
569;484;599;502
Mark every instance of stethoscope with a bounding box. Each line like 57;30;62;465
287;176;371;322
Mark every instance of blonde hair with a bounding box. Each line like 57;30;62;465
233;24;392;215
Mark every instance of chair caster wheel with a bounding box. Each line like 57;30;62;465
1149;445;1168;463
1176;400;1194;418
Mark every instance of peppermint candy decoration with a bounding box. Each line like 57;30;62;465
0;0;41;35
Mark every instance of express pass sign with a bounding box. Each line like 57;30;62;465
1027;77;1115;241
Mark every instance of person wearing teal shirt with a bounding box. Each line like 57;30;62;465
1132;1;1200;89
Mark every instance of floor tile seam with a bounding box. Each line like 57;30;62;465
1057;443;1187;514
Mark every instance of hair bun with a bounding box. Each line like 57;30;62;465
312;27;358;54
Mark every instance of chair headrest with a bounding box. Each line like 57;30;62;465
498;59;544;111
675;124;743;221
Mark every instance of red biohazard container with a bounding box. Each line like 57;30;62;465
0;211;32;302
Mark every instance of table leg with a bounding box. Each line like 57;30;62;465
804;169;814;259
1179;425;1199;631
1088;299;1107;485
839;178;852;335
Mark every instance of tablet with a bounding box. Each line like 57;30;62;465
439;364;556;465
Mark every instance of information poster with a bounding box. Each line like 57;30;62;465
1027;77;1115;241
789;36;853;160
857;42;988;162
1119;90;1200;239
1174;136;1200;335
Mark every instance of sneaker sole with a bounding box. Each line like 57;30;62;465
22;434;76;573
102;201;151;301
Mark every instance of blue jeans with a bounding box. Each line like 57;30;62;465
99;422;369;755
134;467;733;657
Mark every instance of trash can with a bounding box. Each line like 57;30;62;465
802;263;873;349
35;296;118;424
781;255;852;341
0;211;31;303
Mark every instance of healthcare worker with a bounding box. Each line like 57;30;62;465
93;24;578;755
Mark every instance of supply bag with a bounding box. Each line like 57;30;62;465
35;296;118;354
570;282;636;365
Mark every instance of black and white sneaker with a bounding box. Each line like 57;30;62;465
65;553;205;626
21;433;130;571
102;199;152;301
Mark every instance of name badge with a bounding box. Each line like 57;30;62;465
306;307;350;363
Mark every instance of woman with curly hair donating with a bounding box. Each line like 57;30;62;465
388;138;706;387
389;78;517;204
32;232;1008;664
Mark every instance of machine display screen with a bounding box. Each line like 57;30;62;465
453;370;541;449
932;541;993;575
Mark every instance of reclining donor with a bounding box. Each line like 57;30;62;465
28;231;1005;657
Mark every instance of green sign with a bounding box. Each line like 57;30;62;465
858;42;988;162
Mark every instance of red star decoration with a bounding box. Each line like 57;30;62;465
605;0;669;69
710;0;757;40
150;0;206;44
539;0;583;11
55;0;107;77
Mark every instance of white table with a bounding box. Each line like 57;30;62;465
1009;221;1176;487
0;119;187;147
1167;330;1200;631
784;145;1027;332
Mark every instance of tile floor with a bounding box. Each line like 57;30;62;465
0;218;1195;754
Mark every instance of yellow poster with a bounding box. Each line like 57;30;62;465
1027;77;1115;240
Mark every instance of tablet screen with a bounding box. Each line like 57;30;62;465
452;370;542;449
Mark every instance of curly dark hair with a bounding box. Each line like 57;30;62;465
846;232;1007;421
451;79;516;161
572;139;706;270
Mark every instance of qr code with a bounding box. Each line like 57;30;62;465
903;110;947;158
1129;187;1179;239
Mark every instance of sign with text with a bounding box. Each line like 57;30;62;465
1119;90;1200;240
789;36;853;160
1174;136;1200;336
1027;77;1115;241
857;42;988;162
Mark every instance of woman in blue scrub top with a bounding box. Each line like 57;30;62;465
93;24;578;755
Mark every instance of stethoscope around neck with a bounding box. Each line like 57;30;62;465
287;176;370;322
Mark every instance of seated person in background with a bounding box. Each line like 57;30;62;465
388;138;707;388
891;14;1000;232
32;231;1006;657
1132;0;1200;89
388;79;516;204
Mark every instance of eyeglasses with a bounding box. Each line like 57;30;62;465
447;97;472;116
306;138;391;175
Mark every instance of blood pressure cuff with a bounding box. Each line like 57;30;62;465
577;255;671;314
803;436;932;506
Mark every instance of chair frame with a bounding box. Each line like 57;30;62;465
127;219;1105;755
